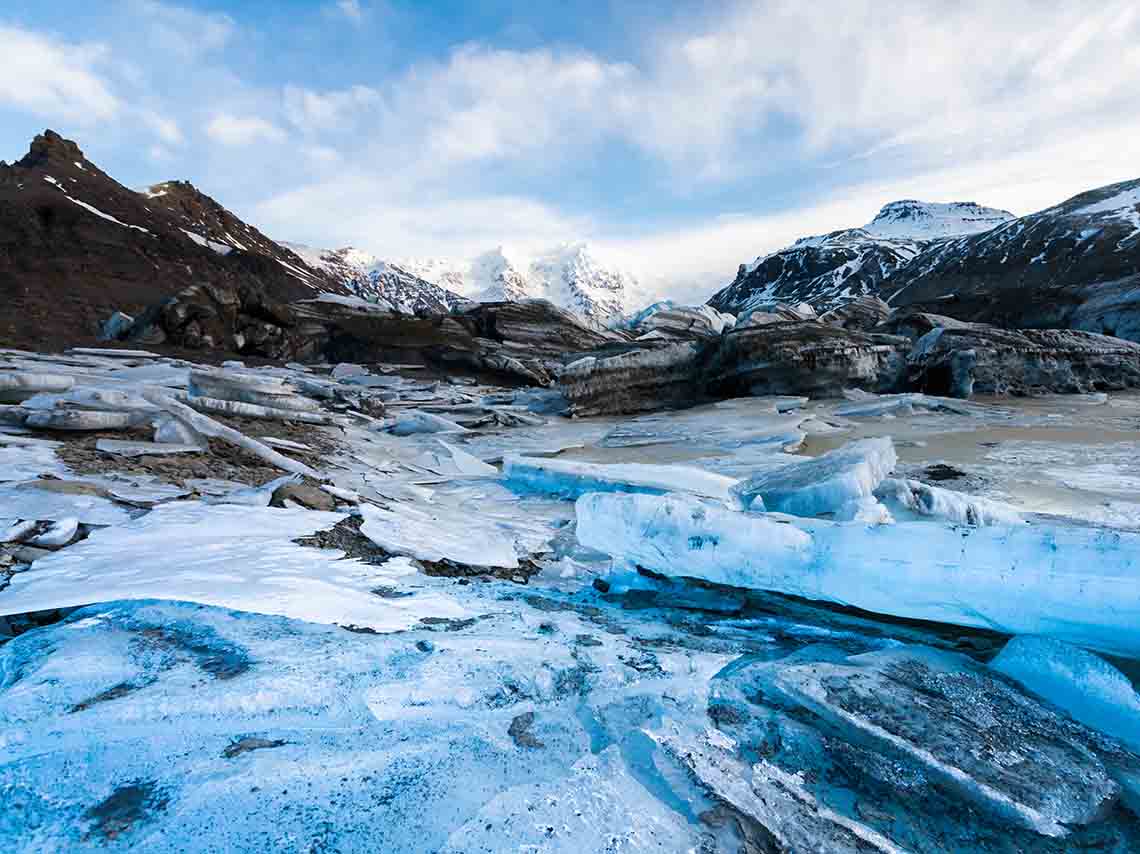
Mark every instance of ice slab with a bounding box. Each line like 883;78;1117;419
876;478;1024;526
0;503;467;631
764;647;1122;837
576;491;1140;656
504;454;737;502
731;437;897;515
0;482;133;526
992;636;1140;751
359;501;522;569
95;439;203;458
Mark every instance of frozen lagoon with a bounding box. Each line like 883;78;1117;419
2;350;1140;852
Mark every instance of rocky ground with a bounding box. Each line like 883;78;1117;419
2;345;1140;852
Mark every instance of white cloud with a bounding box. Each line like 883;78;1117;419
205;114;287;146
283;85;380;134
138;110;183;145
255;172;591;259
130;0;235;59
0;26;119;123
333;0;364;24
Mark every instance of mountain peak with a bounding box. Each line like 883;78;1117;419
17;130;87;169
864;199;1015;239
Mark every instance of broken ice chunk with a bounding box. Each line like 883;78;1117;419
359;501;520;569
833;496;894;524
0;373;74;403
575;491;1140;656
203;474;300;507
876;478;1024;526
96;439;203;458
505;455;737;502
730;437;897;515
25;409;138;431
385;410;468;436
416;440;498;477
992;636;1140;751
28;517;79;548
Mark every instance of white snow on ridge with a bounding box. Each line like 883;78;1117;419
43;176;151;234
180;228;232;255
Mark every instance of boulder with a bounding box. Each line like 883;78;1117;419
270;482;337;512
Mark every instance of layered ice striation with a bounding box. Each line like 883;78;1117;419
503;454;738;502
576;491;1140;656
731;437;897;515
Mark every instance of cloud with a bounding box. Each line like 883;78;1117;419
0;26;119;123
283;85;380;134
332;0;365;24
129;0;235;59
205;114;287;146
138;110;183;145
255;171;592;259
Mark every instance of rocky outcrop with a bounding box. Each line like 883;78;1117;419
704;322;909;399
904;323;1140;398
559;322;909;415
124;286;624;386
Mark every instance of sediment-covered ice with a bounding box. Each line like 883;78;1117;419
504;454;738;501
991;636;1140;750
576;491;1140;656
731;437;897;515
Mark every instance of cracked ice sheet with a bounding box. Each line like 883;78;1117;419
0;599;728;853
0;502;468;631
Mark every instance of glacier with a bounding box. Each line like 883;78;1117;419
3;347;1140;851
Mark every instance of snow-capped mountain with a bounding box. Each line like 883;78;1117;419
863;200;1015;240
282;244;469;315
289;242;638;323
708;200;1015;317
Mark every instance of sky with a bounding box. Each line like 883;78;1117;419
3;0;1140;301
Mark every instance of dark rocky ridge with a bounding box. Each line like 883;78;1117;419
885;179;1140;339
0;130;348;351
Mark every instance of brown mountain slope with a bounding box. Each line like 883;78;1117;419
0;130;346;351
